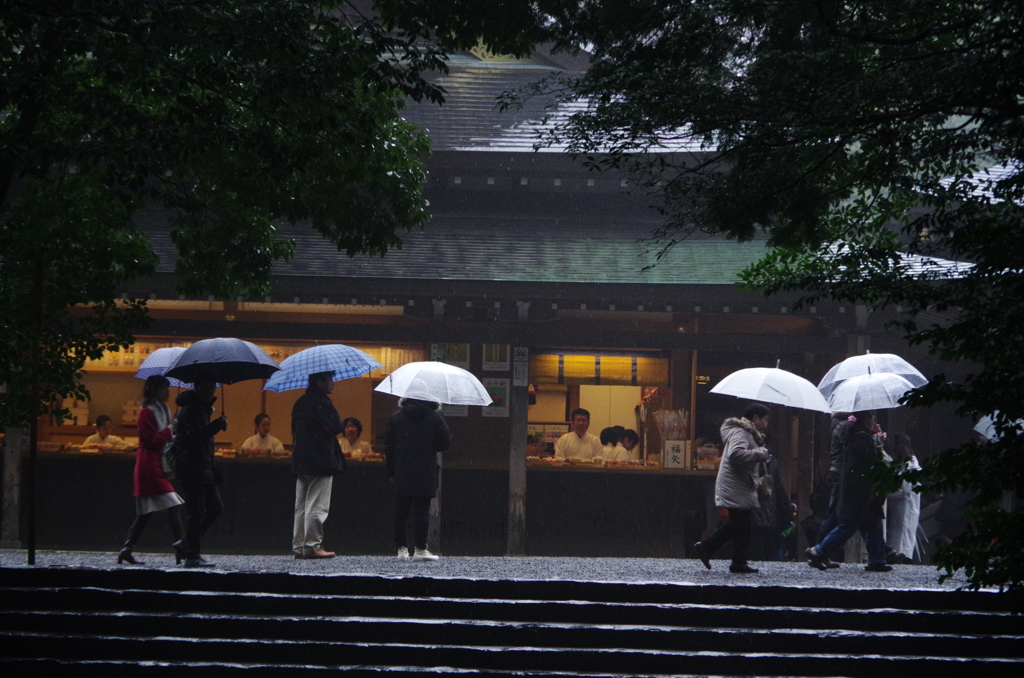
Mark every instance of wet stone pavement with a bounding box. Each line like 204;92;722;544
0;549;978;592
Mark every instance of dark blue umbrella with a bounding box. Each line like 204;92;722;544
164;338;279;385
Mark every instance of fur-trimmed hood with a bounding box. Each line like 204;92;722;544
721;417;764;445
715;416;771;510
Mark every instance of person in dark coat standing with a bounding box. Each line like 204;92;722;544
291;371;346;559
174;376;227;568
806;410;891;572
385;397;452;561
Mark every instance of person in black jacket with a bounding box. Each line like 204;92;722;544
291;371;346;559
806;411;891;572
174;376;228;568
385;396;452;561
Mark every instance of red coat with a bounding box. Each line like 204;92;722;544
134;406;175;497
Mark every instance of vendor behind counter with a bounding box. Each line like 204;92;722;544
82;415;131;450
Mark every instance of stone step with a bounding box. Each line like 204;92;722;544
2;565;1018;677
3;585;1021;637
2;609;1021;659
0;566;1011;613
2;631;1023;677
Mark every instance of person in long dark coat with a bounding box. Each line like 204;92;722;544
174;376;227;568
291;371;346;559
384;397;452;561
806;411;891;572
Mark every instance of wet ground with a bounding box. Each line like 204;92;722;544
0;549;977;592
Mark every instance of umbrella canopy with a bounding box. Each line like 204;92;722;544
709;367;831;413
164;338;279;385
135;347;191;389
817;352;927;399
263;344;383;393
135;347;185;380
827;372;915;412
973;413;1024;441
374;361;493;406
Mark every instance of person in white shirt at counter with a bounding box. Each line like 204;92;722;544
240;414;286;456
554;408;604;460
83;415;131;450
620;429;641;460
339;417;373;459
599;426;628;461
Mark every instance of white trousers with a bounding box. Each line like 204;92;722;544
293;475;333;554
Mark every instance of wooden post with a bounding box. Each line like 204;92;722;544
429;451;442;551
1;428;26;548
507;347;528;555
26;257;45;564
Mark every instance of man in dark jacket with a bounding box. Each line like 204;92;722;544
291;371;346;559
174;376;227;568
806;411;891;572
385;397;452;561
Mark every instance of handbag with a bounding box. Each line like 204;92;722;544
756;462;773;501
160;440;176;479
163;435;186;476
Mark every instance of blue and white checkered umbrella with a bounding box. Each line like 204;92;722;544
263;344;383;393
134;347;197;389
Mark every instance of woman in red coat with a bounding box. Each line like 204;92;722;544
117;375;185;565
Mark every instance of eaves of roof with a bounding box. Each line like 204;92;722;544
142;214;766;287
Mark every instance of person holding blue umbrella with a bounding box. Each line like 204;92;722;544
261;344;380;558
291;371;347;559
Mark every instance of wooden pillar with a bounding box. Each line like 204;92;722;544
429;451;442;551
505;376;528;557
1;428;26;548
507;369;528;555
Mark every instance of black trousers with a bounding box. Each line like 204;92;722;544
704;508;753;565
179;478;223;558
394;495;432;551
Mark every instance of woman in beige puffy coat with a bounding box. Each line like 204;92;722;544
693;402;771;574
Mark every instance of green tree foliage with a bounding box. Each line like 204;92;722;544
1;1;445;427
476;0;1024;597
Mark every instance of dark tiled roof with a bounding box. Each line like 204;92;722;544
277;217;763;285
139;55;763;290
141;216;765;289
403;56;572;152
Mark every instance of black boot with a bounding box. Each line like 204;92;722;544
169;505;186;564
117;547;144;565
117;516;148;565
729;562;759;574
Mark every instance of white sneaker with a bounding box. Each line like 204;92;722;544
412;548;439;561
397;547;410;559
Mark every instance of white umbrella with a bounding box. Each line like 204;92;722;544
973;413;1024;441
709;367;831;413
818;352;927;399
374;361;493;406
827;372;915;412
